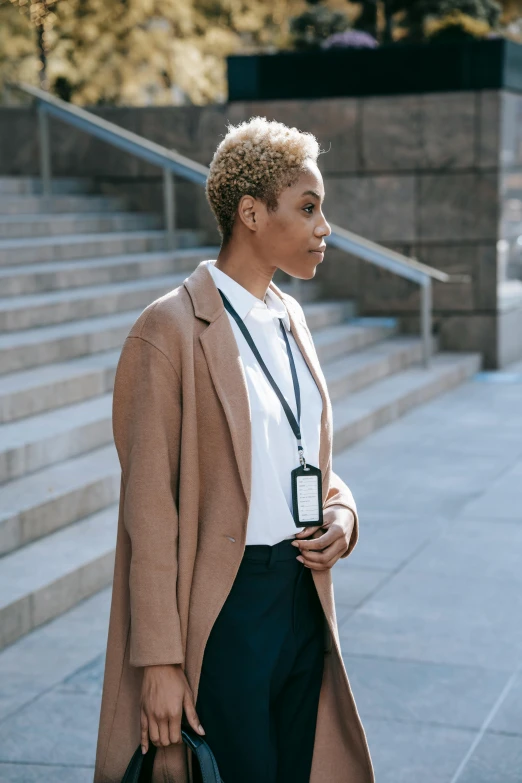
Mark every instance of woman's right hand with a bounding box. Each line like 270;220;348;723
140;663;205;754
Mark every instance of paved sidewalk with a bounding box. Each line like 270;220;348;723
0;363;521;782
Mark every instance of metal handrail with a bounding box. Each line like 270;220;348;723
327;225;471;368
327;224;468;286
8;80;470;368
8;82;207;251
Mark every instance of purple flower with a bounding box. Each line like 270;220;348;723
321;30;378;49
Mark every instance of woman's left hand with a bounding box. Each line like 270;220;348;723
291;505;355;570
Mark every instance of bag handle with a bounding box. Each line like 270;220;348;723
121;725;224;783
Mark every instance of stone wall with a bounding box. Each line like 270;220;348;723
1;90;520;367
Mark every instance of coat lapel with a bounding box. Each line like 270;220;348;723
183;260;331;512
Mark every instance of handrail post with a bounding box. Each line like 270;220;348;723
421;278;432;368
163;168;176;251
37;102;52;196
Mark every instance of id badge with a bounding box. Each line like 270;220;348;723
291;463;323;527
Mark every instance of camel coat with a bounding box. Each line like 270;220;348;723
93;260;374;783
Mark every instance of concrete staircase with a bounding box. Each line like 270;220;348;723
0;176;482;652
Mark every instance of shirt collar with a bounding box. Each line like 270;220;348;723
204;260;291;331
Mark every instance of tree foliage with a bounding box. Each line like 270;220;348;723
352;0;508;41
390;0;502;41
289;1;351;49
1;0;521;105
0;0;305;105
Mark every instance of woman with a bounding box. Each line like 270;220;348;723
93;117;374;783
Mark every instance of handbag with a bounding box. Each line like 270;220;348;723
121;724;224;783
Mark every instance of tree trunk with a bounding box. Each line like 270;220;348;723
36;23;48;91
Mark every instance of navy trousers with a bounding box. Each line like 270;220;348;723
194;537;325;783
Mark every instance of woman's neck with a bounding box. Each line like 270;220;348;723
214;247;274;302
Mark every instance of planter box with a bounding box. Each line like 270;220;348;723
227;38;522;101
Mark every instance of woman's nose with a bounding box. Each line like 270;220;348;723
316;219;331;238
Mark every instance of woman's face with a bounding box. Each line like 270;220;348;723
248;159;331;280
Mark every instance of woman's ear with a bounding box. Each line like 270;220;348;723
237;195;258;234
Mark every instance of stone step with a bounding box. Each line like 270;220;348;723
0;297;356;376
0;350;482;652
0;273;342;332
0;585;110;723
310;316;398;362
0;335;431;558
0;394;113;484
0;194;127;215
0;314;395;425
0;327;412;554
0;506;116;650
0;211;162;239
0;177;95;195
0;310;143;376
324;334;438;400
0;315;391;482
0;247;221;296
0;444;119;555
0;229;204;266
0;273;189;331
0;349;119;423
331;352;482;452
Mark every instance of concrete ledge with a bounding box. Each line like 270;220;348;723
0;247;221;296
0;445;119;555
0;273;189;331
0;230;204;266
0;507;116;651
0;212;161;240
325;335;439;399
332;352;482;451
0;177;96;195
0;195;127;215
0;394;112;483
0;350;119;423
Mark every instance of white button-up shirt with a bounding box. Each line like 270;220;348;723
204;259;323;547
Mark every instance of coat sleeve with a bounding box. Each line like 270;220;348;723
112;334;184;667
323;462;359;558
294;297;360;560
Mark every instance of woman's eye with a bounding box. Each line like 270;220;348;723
304;204;314;214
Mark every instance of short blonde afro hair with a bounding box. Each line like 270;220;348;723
205;116;321;244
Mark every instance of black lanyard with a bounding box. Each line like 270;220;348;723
217;288;308;469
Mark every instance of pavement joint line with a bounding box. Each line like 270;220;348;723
448;658;522;783
338;510;459;624
350;714;479;734
342;535;439;615
0;657;93;729
485;727;522;738
341;649;522;674
0;598;110;727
